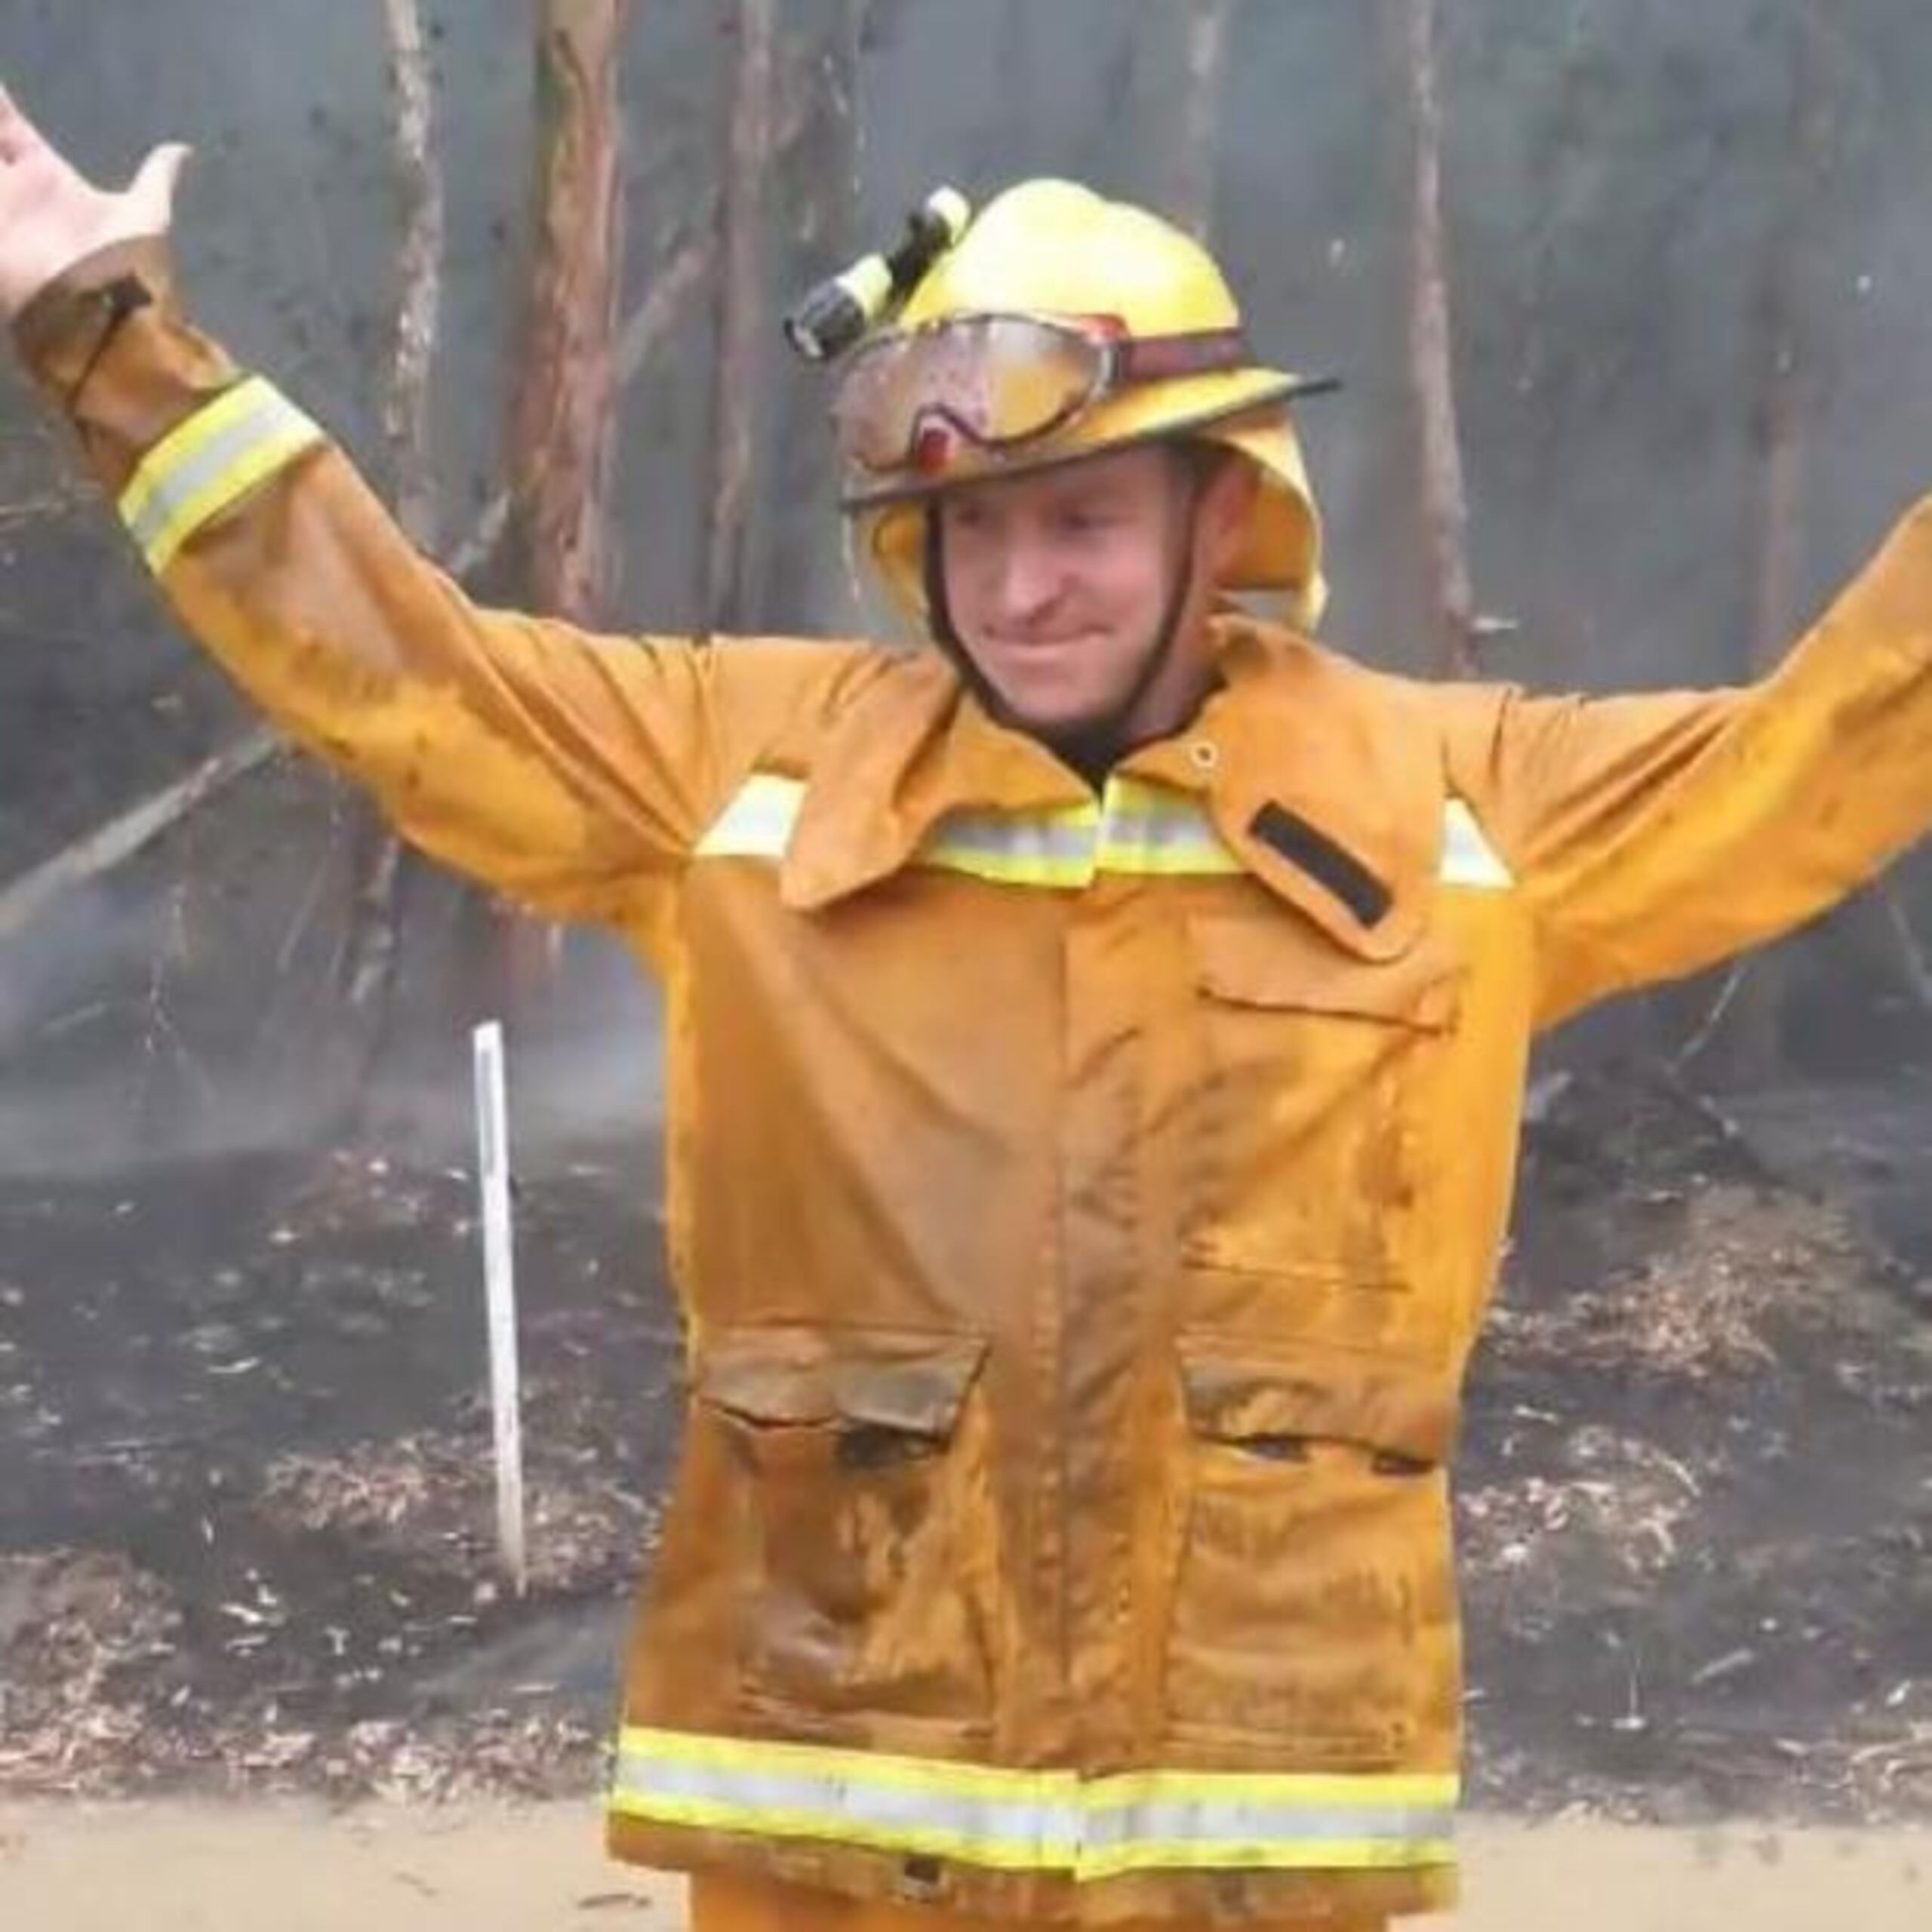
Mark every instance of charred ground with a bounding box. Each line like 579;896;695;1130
4;1063;1932;1823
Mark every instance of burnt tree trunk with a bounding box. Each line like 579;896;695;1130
325;0;448;1131
502;0;632;620
463;0;632;1022
701;0;777;635
1714;3;1836;1084
380;0;445;556
1392;0;1481;681
760;0;867;625
1171;0;1231;240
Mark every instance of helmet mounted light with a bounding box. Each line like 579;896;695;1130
783;186;974;365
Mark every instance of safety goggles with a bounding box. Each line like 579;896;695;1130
831;312;1255;477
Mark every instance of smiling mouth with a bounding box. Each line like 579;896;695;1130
995;633;1091;653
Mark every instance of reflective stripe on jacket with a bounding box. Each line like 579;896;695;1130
23;242;1932;1927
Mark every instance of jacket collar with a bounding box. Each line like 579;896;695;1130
781;617;1436;961
780;654;1088;909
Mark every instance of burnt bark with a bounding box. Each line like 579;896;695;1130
379;0;445;556
1712;3;1836;1084
1171;0;1231;240
1392;0;1481;679
500;0;632;623
701;0;777;635
325;0;451;1129
461;0;633;1021
759;0;867;625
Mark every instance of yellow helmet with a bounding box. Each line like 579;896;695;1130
841;178;1328;633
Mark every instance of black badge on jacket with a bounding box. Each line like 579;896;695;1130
1247;802;1392;930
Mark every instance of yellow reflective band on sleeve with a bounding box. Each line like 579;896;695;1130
118;375;325;574
695;773;808;859
608;1725;1458;1881
1440;798;1512;888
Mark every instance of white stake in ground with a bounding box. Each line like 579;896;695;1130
472;1020;528;1596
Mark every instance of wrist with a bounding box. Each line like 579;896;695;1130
12;235;177;398
12;236;243;492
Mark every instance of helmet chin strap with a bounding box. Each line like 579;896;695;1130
919;462;1208;791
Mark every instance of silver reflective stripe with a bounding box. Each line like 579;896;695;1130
1078;1787;1457;1875
918;775;1238;885
1100;832;1241;883
615;1739;1078;1868
1094;774;1238;875
609;1726;1457;1879
1440;799;1512;888
692;773;1506;896
1097;819;1241;874
695;773;806;859
920;804;1099;885
118;375;325;573
693;774;1243;887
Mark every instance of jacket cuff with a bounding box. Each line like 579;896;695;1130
11;236;242;493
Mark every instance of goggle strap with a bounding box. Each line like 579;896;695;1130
1110;327;1251;383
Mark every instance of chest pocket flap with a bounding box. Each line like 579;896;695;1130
1192;915;1463;1030
697;1325;989;1438
1179;1341;1458;1469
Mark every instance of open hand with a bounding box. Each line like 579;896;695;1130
0;85;189;318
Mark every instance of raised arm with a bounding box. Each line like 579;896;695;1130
1442;497;1932;1029
0;90;873;957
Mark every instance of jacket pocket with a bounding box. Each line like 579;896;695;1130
1182;915;1460;1334
696;1325;999;1731
1161;1340;1459;1761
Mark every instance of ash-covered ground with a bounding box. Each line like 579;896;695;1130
4;1060;1932;1824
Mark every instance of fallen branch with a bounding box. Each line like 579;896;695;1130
617;226;710;391
0;481;90;531
1670;957;1752;1072
0;729;278;944
1651;1058;1761;1173
1878;887;1932;1014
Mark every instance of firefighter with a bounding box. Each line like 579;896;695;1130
8;86;1932;1932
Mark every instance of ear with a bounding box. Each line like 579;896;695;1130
1195;451;1259;580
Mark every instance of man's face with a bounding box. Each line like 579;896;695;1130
937;445;1214;743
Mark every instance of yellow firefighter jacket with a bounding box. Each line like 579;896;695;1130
21;245;1932;1928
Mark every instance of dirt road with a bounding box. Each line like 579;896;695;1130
3;1801;1929;1931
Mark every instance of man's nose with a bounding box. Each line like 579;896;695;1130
992;530;1063;623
